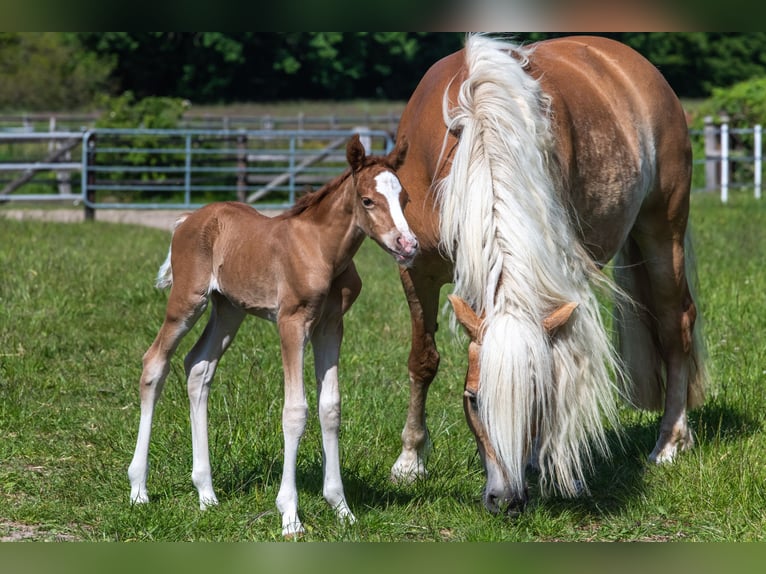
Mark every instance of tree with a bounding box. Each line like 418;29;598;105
0;33;114;111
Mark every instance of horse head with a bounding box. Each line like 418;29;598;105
447;294;578;515
346;134;418;267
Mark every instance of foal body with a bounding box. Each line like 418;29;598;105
127;136;417;537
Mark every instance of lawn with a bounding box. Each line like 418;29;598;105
0;191;764;542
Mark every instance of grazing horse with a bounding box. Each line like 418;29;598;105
127;135;418;537
390;34;707;513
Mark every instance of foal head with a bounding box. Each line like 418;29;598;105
346;135;419;267
447;294;578;515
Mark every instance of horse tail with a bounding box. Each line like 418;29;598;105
437;34;623;497
155;213;190;290
615;231;707;411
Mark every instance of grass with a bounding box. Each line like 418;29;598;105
0;191;765;542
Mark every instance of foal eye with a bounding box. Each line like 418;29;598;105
361;197;375;208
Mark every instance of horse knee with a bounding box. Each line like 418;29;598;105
318;395;341;431
283;403;309;438
408;338;440;384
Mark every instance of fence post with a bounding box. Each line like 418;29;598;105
236;132;247;202
704;116;719;192
755;124;762;200
720;120;729;203
84;134;96;221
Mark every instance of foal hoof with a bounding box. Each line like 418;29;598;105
282;522;306;540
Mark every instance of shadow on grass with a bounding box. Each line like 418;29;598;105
197;397;759;526
529;397;760;519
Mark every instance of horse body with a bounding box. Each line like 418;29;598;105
392;34;706;512
128;135;417;537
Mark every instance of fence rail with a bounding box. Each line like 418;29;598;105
0;119;762;219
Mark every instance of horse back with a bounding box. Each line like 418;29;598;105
528;36;692;261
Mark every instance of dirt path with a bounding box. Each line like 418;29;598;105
1;207;282;230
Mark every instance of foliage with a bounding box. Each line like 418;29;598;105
3;33;766;110
94;91;190;129
1;193;765;541
92;92;191;197
690;76;766;128
0;32;114;111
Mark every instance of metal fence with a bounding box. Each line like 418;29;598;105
1;121;763;218
0;127;395;219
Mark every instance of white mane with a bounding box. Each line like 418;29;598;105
437;34;623;496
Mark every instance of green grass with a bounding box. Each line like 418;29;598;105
1;191;765;541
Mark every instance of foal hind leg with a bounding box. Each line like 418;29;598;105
183;293;245;509
311;265;362;525
128;289;209;505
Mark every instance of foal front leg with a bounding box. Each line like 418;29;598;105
311;267;362;525
276;316;310;538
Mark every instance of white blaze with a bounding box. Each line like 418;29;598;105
374;171;414;240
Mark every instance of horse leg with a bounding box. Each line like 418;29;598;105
311;264;362;525
619;226;701;463
391;265;445;483
128;287;208;505
183;293;245;509
275;315;310;538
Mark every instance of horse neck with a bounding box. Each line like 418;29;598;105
294;174;366;268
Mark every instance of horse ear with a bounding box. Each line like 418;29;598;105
346;133;365;172
387;136;408;170
448;294;483;343
543;302;578;336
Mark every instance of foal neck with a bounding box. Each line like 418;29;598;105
290;171;366;265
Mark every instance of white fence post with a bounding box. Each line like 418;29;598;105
720;120;729;203
755;124;762;200
704;116;719;192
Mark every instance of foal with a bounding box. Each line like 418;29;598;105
127;135;418;537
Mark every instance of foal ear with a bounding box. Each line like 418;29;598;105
346;134;366;173
448;294;484;343
543;302;578;336
387;136;408;171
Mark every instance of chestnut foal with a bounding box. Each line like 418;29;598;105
127;135;418;537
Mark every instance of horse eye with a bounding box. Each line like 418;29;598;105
361;197;374;208
464;390;478;408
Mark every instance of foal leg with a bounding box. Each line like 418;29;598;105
184;293;245;509
311;266;362;525
128;289;208;505
391;265;446;482
275;315;310;538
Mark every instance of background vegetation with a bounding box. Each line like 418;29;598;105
1;192;765;541
2;33;766;110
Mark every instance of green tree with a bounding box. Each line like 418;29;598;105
0;32;114;111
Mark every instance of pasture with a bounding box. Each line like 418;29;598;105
0;191;765;541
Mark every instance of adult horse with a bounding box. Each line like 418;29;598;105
390;34;707;513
